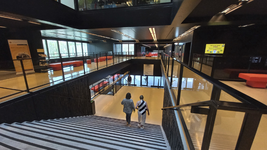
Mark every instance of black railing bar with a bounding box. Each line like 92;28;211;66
160;59;195;150
0;87;26;92
162;100;212;110
217;101;267;114
0;91;26;100
171;55;267;109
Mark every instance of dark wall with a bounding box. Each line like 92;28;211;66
191;26;267;57
0;28;43;69
88;40;113;54
119;59;161;76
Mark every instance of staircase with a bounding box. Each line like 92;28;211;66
0;115;170;150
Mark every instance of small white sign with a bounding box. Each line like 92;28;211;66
143;64;154;75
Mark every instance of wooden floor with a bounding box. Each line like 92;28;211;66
94;86;164;125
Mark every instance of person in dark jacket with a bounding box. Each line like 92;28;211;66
121;93;135;127
127;75;132;86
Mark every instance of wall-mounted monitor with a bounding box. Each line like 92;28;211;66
205;44;225;54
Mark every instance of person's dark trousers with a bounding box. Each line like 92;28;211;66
126;113;132;124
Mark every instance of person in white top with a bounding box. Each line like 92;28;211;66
135;95;149;129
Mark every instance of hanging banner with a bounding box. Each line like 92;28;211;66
8;40;35;75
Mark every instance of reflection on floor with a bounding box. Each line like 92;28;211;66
94;86;164;125
0;57;159;103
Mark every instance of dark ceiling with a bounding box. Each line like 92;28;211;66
0;0;266;44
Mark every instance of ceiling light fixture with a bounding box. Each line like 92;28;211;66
238;23;255;28
220;0;254;15
111;29;139;42
173;25;200;41
149;28;157;41
142;44;151;48
79;30;121;41
0;26;6;28
164;44;171;48
0;14;22;21
28;21;41;25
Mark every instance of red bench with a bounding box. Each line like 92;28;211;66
110;74;119;80
91;81;108;92
239;73;267;88
86;59;91;64
49;60;83;71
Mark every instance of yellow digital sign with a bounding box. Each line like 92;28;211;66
205;44;225;54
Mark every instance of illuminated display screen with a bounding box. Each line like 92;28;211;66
205;44;225;54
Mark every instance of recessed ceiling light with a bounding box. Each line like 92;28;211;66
0;26;6;28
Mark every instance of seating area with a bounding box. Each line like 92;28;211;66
239;73;267;88
49;56;113;71
94;56;113;62
145;52;158;57
49;61;83;71
91;81;109;92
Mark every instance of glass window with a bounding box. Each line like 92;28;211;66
148;76;153;87
115;44;121;55
76;42;83;56
61;0;75;9
154;77;161;87
122;44;128;55
58;41;68;58
135;75;141;87
83;43;88;56
42;39;48;56
68;42;76;57
47;40;59;59
129;44;134;55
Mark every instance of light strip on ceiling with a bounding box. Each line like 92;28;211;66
79;30;121;41
164;44;171;48
173;25;200;41
111;29;139;42
149;28;158;48
238;23;255;28
28;21;41;25
149;28;157;41
0;14;22;21
220;0;254;15
142;44;151;48
0;26;6;28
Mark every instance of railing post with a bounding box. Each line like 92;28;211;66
235;112;262;150
201;105;217;150
170;58;174;87
106;52;108;67
59;55;65;81
83;55;86;75
167;57;170;76
96;54;98;70
201;85;221;150
177;64;183;105
20;59;30;93
112;51;115;65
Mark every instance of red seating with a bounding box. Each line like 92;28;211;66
239;73;267;88
91;81;109;92
94;57;106;62
86;59;91;64
49;60;84;71
146;52;158;57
